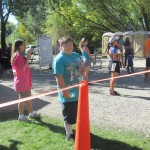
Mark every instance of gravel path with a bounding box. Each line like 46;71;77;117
0;57;149;136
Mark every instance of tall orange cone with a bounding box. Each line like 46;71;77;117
74;80;90;150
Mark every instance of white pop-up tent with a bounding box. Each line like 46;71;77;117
114;32;123;38
102;32;114;56
134;31;147;57
102;31;150;58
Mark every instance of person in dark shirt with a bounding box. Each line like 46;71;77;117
118;35;125;68
124;38;134;74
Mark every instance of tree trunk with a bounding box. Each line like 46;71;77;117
1;20;6;54
0;1;6;54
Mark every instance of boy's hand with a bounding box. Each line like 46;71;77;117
63;90;70;98
55;75;71;98
79;62;85;74
80;66;85;74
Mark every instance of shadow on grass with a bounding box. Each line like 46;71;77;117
34;117;65;135
0;140;22;150
91;133;142;150
35;117;142;150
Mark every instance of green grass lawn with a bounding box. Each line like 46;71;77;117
0;114;149;150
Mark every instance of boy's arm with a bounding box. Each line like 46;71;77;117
55;75;70;98
23;49;32;71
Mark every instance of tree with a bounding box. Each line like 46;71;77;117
43;0;150;50
0;0;43;53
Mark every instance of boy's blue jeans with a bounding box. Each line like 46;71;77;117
127;55;134;73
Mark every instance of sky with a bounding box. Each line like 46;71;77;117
8;14;18;25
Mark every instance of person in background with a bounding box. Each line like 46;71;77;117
55;40;60;55
144;34;150;82
53;36;84;141
118;35;125;68
11;39;39;122
1;43;12;70
7;43;12;58
73;42;79;54
79;38;93;83
108;37;121;96
124;37;134;74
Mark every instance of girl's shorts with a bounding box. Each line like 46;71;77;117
108;61;120;73
61;101;78;124
19;90;31;98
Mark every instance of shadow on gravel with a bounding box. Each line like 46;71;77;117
0;98;50;121
0;84;50;122
88;70;150;95
91;133;142;150
0;140;21;150
121;94;150;101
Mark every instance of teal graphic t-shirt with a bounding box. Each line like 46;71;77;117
53;52;83;103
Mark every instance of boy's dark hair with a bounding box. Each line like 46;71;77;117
59;36;73;47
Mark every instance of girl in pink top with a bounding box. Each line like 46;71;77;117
11;39;39;122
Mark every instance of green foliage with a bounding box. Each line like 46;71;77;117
42;0;150;49
6;22;15;37
3;0;150;50
0;0;44;51
13;23;34;44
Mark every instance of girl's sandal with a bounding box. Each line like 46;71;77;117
110;91;120;96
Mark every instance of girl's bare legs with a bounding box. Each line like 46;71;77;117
18;94;24;115
26;93;39;118
18;93;33;115
121;55;125;68
110;72;118;92
84;66;90;81
26;100;33;114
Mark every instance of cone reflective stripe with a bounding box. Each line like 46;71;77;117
75;80;90;150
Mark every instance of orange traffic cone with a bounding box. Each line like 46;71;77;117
74;80;90;150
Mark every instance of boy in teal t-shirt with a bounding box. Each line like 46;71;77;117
53;36;84;141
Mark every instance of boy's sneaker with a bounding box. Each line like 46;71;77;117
28;112;40;119
66;134;75;141
18;116;31;123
